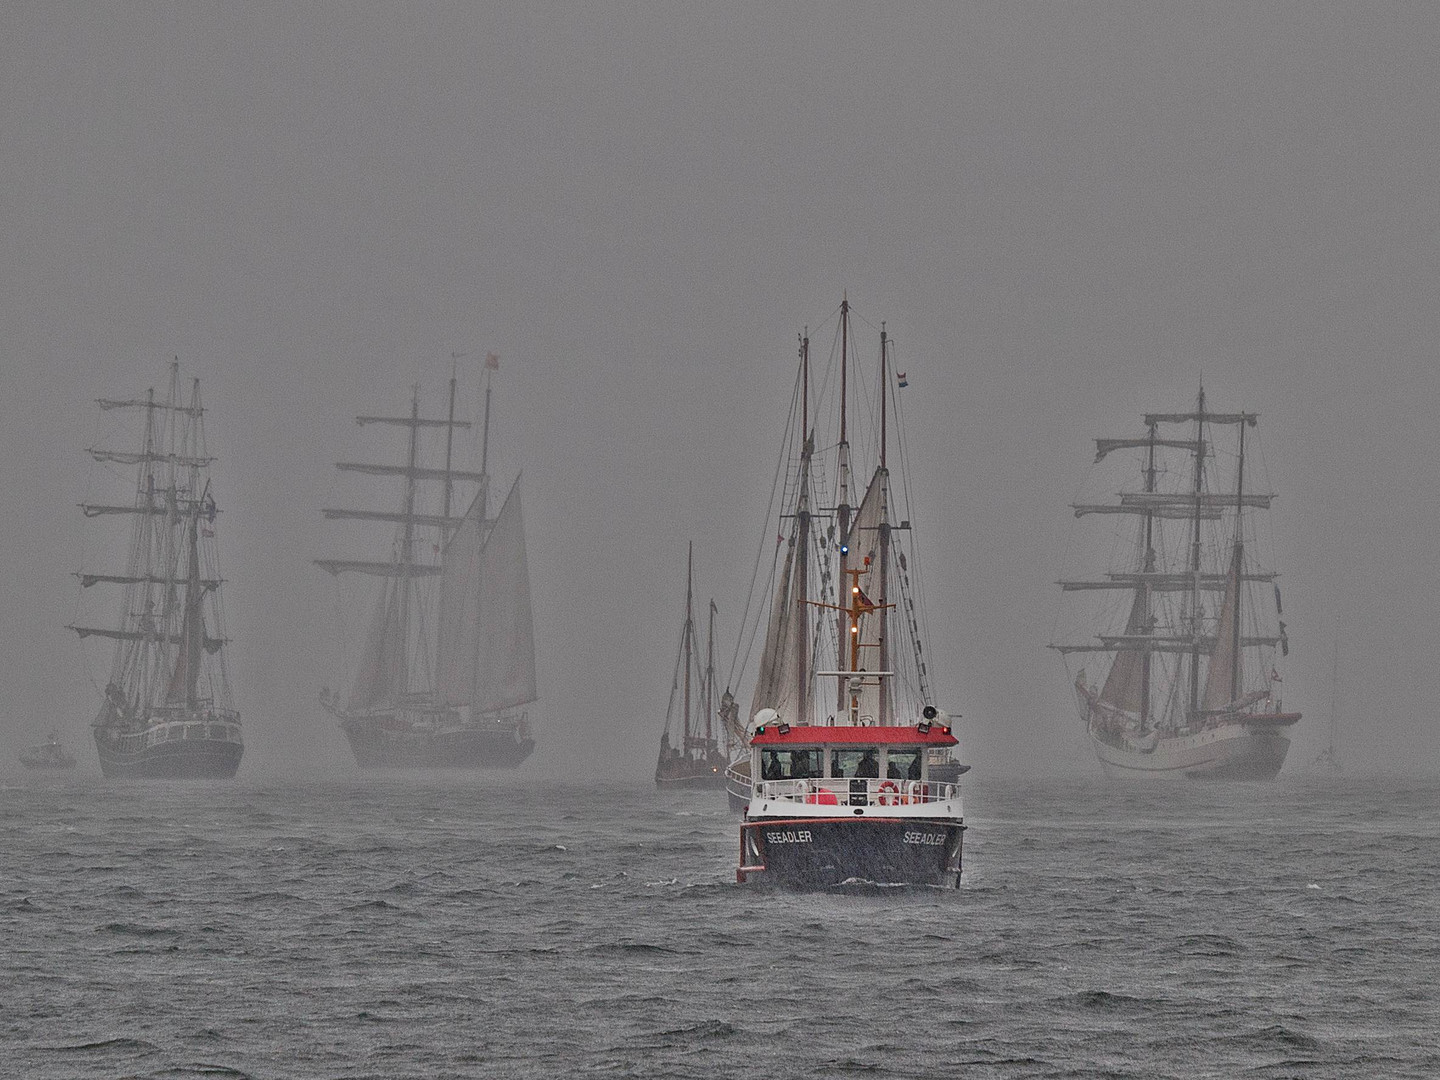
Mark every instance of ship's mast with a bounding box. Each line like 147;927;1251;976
801;329;809;449
835;297;852;713
1230;419;1246;703
1187;386;1207;716
795;331;812;723
157;363;182;708
396;387;422;694
683;542;694;747
876;326;891;727
181;374;207;711
1141;421;1157;729
705;599;716;743
479;366;494;519
442;358;459;520
136;387;159;712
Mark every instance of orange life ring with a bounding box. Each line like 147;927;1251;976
877;779;901;806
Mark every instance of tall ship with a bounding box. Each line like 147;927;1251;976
1050;389;1300;779
69;362;243;779
316;358;537;769
655;544;729;788
728;300;967;888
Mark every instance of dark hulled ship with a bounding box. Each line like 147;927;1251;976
70;362;243;779
317;358;537;769
655;544;729;788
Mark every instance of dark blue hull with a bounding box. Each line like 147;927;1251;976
738;816;964;889
94;732;243;779
340;717;534;769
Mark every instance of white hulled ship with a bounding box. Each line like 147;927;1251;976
316;358;537;769
728;299;967;888
70;362;243;779
1050;389;1299;779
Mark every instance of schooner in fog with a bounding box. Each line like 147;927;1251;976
317;357;537;768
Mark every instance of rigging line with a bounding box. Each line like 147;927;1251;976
890;348;936;697
733;488;789;694
659;617;688;740
724;356;803;692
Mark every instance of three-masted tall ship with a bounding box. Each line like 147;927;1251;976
316;360;537;769
655;544;729;788
1050;389;1300;779
70;362;243;779
728;300;967;888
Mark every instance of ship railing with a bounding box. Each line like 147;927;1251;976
752;778;956;807
724;761;752;801
143;718;243;747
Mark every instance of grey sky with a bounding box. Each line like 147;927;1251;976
2;3;1437;777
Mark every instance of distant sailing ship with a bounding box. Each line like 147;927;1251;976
1050;389;1299;780
18;733;77;771
728;300;967;888
655;544;729;788
316;359;537;769
69;362;243;779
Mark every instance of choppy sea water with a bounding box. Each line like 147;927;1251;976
2;773;1437;1079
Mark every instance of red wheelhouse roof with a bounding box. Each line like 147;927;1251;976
750;724;957;748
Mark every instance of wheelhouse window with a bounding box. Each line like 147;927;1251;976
886;748;922;780
830;747;880;779
761;748;820;780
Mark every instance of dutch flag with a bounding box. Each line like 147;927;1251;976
897;372;908;388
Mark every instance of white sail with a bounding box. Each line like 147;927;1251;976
1097;589;1148;715
748;443;816;727
469;478;537;713
165;520;206;706
347;578;406;712
1202;545;1244;712
433;484;488;707
748;537;802;724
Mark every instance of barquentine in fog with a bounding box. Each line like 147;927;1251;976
1051;389;1300;779
316;357;538;769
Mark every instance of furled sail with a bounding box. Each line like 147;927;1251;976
347;577;407;712
748;535;802;724
165;520;206;707
469;478;537;713
719;688;743;743
1201;546;1244;712
1097;589;1148;714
